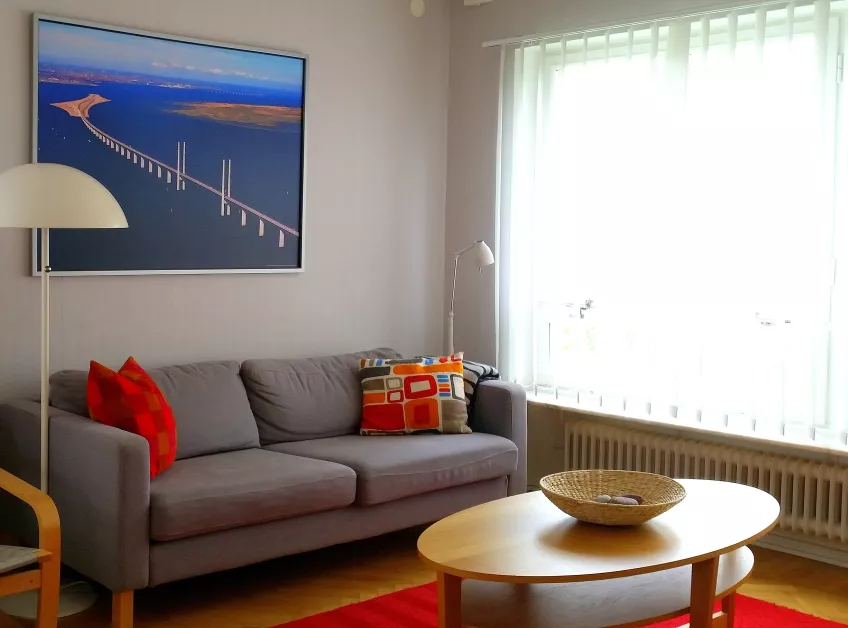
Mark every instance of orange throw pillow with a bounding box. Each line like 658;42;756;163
87;357;177;478
358;353;471;435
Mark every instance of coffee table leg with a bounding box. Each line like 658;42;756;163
722;592;737;627
690;556;720;628
437;571;462;628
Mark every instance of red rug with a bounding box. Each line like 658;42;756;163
276;582;845;627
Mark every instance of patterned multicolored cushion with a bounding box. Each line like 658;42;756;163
358;354;471;435
87;357;177;478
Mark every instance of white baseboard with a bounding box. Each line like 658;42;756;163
755;529;848;569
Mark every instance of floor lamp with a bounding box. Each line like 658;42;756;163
0;162;127;617
447;240;495;355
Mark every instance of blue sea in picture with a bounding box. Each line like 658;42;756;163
36;19;305;273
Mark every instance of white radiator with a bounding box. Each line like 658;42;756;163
564;419;848;544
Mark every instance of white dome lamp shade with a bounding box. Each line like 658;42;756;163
0;163;127;228
473;240;495;268
411;0;426;17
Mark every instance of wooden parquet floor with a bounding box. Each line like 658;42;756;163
1;529;847;628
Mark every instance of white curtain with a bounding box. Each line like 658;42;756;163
497;0;848;445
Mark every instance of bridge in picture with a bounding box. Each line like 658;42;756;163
52;94;300;248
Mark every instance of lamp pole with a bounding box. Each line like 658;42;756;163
40;227;50;491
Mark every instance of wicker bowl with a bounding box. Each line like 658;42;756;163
540;470;686;526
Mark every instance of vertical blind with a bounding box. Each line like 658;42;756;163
496;0;848;446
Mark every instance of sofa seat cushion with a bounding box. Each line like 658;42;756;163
265;434;518;506
150;449;356;541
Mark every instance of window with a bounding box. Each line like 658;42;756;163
497;0;848;446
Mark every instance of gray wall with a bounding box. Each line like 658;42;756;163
446;0;759;365
0;0;450;399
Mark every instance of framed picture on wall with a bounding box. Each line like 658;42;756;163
32;15;307;275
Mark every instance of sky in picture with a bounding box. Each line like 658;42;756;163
39;20;304;90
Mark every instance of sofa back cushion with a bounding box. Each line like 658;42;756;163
240;348;402;444
149;361;259;459
52;360;259;459
51;371;89;417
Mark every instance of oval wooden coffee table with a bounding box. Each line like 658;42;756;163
418;479;779;628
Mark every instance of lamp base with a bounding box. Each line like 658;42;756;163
0;579;98;618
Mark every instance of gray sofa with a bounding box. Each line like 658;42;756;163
0;349;526;627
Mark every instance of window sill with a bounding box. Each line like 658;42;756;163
527;394;848;465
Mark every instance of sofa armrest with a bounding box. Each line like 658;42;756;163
473;381;527;495
0;400;150;592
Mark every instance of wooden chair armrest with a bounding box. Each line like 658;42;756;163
0;468;60;555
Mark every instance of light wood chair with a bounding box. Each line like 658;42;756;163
0;468;60;628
